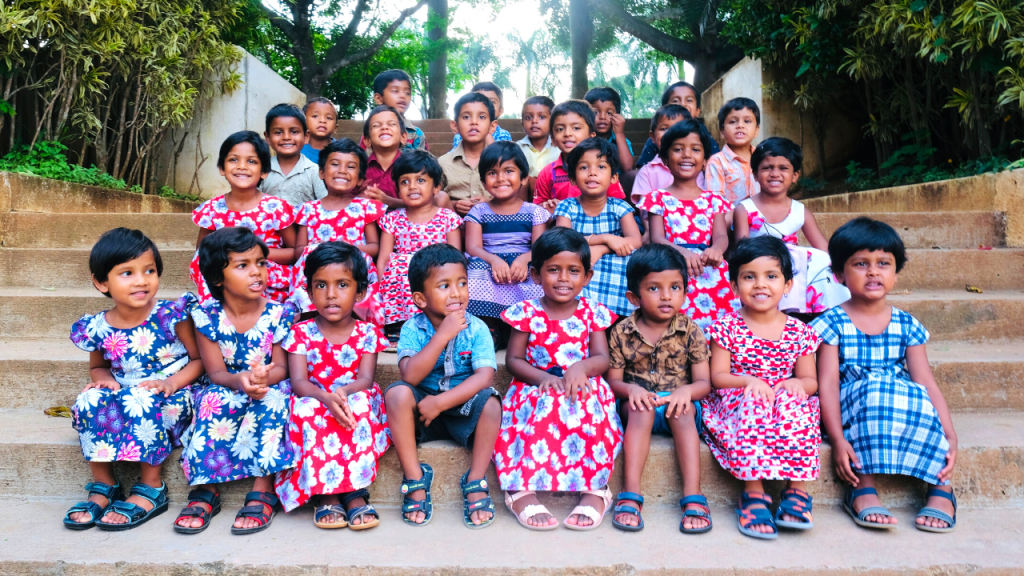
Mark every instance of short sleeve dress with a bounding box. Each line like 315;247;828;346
493;298;623;492
69;294;199;465
274;319;392;511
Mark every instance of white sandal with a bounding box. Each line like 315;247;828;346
505;490;559;531
564;487;613;531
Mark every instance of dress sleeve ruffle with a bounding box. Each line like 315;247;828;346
69;313;102;352
582;297;616;331
636;190;664;215
808;310;841;346
501;300;535;331
530;203;552;226
191;301;222;342
156;292;199;341
191;197;218;228
902;309;930;347
270;302;295;344
360;322;391;354
706;315;732;350
294;202;315;227
281;323;305;355
794;318;823;356
552;198;576;220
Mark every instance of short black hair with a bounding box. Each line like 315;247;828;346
217;131;271;175
198;227;269;302
550;99;596;134
718;97;761;130
302;97;335;114
265;103;307;134
454;92;495;122
479;141;529;181
650;104;691;132
566;137;622;178
659;119;711;163
304;241;369;294
828;217;908;274
531;227;591;273
362;105;406;141
662;81;701;108
625;244;687;295
472;81;503;103
523;95;555;112
392;149;443;189
752;136;803;173
408;243;468;295
584;86;622;114
728;236;794;283
373;69;412;95
318;137;368;179
90;228;163;295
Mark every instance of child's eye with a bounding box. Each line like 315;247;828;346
257;260;267;267
315;281;326;289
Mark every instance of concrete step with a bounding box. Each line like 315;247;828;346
812;211;1006;249
892;249;1023;290
0;171;198;214
0;248;194;289
1;212;196;249
1;408;1019;510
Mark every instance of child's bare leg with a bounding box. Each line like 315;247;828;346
850;474;897;525
68;462;116;523
233;475;275;530
615;405;654;528
741;480;774;534
916;484;955;529
466;396;501;526
99;462;162;524
668;409;708;531
385;385;426;524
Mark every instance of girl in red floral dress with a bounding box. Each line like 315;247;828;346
190;132;297;305
495;227;623;532
701;236;822;541
274;242;391;530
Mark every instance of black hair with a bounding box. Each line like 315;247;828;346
650;104;691;132
828;217;908;274
661;81;701;108
584;86;622;114
625;244;688;295
408;243;468;295
566;137;622;178
530;227;591;273
392;149;443;189
198;227;269;302
728;236;794;283
90;228;163;295
454;92;495;122
479;141;529;181
265;103;307;134
550;99;596;134
658;119;712;163
372;69;413;95
471;81;503;103
318;137;368;179
523;95;555;112
362;105;407;141
752;136;803;173
717;97;761;130
302;97;335;114
304;241;369;294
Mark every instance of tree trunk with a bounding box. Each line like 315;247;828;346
691;51;714;95
569;0;593;99
426;0;448;119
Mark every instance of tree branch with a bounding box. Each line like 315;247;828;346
588;0;700;61
326;0;371;65
321;0;428;78
259;2;299;44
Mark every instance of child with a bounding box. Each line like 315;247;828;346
554;137;641;318
631;104;696;203
377;151;462;334
275;242;391;529
637;119;739;331
585;86;634;171
702;236;823;540
360;105;407;208
439;92;497;216
261;103;328;206
464;142;550;345
811;218;959;534
734;137;850;314
452;81;514;148
517;95;560;181
368;69;428;152
534;100;626;212
64;228;203;531
384;244;501;528
496;227;622;531
706;97;760;206
175;227;295;536
606;244;713;534
635;81;720;169
301;97;337;163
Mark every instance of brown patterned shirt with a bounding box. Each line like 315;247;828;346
608;310;710;393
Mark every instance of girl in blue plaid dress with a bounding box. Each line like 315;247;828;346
811;218;959;534
553;138;641;317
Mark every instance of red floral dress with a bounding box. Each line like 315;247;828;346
637;189;739;333
189;194;296;304
377;208;462;324
494;298;623;492
274;319;392;511
701;313;823;481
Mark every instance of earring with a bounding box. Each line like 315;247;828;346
783;292;790;297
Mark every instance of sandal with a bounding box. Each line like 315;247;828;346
313;502;349;530
504;490;558;531
680;494;713;534
342;489;380;531
96;482;169;531
915;488;957;533
231;491;279;535
775;487;814;530
460;471;495;529
400;463;434;526
63;481;122;530
611;492;644;532
736;491;778;540
843;487;897;530
173;488;222;534
564;487;613;532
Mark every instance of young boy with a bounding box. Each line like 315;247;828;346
361;105;408;209
438;92;497;216
261;103;327;206
300;97;337;163
368;69;428;152
517;95;560;185
606;243;713;534
585;86;634;171
632;104;705;203
383;243;501;528
452;82;513;148
706;97;761;205
636;82;721;169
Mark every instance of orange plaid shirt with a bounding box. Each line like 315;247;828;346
705;143;759;205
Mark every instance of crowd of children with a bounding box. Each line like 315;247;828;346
61;69;960;540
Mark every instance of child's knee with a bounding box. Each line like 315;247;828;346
624;404;656;428
385;384;416;411
480;395;502;422
667;408;697;431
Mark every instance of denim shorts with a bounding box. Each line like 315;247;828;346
650;391;703;436
386;381;501;448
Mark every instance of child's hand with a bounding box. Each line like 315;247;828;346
779;378;809;401
831;437;862;486
361;184;389;203
627;384;658;411
539;198;560;212
249;360;273;388
239;373;269;401
681;249;704;281
138;379;177;397
454;198;480;216
82;380;120;393
743;377;775;405
509;255;531;283
938;439;958;483
589;244;610;262
701;246;724;268
417;395;443;428
664;386;693;419
537;374;564;394
490;259;512;284
562;363;591;401
610;112;626;136
437;310;469;342
605;235;635;257
322;389;354;429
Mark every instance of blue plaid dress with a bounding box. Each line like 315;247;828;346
811;306;950;485
554;197;636;317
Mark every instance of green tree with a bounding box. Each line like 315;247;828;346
507;29;570;98
540;0;620;97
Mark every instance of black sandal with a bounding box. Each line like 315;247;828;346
342;488;380;531
63;481;122;530
95;482;169;531
231;491;279;535
174;488;222;534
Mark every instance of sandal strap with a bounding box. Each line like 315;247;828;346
314;504;348;523
185;488;220;507
466;496;494;514
347;504;379;522
65;500;103;521
461;476;491;496
684;508;712;520
178;505;211;520
613;503;640;517
402;477;429;494
128;482;167;508
340;488;370;508
680;494;709;510
402;499;427;514
738;505;776;531
855;506;894;521
616;491;644;507
739;491;772;508
236;504;272;522
243;491;279;508
84;481;120;500
779;488;813;520
916;506;955;525
108;501;147;522
850;486;879;499
926;488;957;506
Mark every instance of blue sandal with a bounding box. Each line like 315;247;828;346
231;491;279;535
96;482;168;531
401;463;434;526
63;481;122;530
680;494;713;534
612;492;644;532
460;471;495;529
342;489;380;531
174;488;221;534
916;488;957;533
775;488;814;530
313;501;349;529
843;487;897;530
736;492;777;540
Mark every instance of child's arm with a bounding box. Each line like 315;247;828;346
710;340;774;404
562;330;611;399
397;311;467;386
445;227;462;251
906;344;958;483
138;319;206;397
554;215;609;261
733;203;750;241
506;328;565;392
270;224;298;265
83;350;119;391
360;222;380;258
294;224;309;255
376;231;395;274
606;367;659;411
650;213;703;279
662;359;712;419
465;220;512;284
196;332;274;400
195;227;212;251
611;113;635;171
363;184;405;209
701;212;729;267
779;353;818;400
800;210;830;251
817;343;862;486
704;155;725;193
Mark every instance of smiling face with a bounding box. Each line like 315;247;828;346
453;102;493;145
219;142;268;191
219;245;269;302
374;80;412;113
722;107;759;148
532;251;592;304
484;158;524;201
664;132;706;181
94;250;160;310
627;269;687;324
266;116;306;159
397;169;440;208
836;249;898;302
309;263;362;322
368;110;405;152
305;102;337;142
590;100;618;135
666;86;700;119
755;154;798;198
412;263;469;321
551;112;595;155
732;255;792;313
522;104;551;141
320;151;363;195
572;149;618;199
651;115;685;150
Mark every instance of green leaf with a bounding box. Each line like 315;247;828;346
932;14;945;26
933;38;945;47
911;0;927;11
935;52;948;63
796;61;811;77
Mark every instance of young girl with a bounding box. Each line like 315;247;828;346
64;228;204;531
811;218;958;534
276;242;391;529
734;137;849;314
495;227;623;532
701;236;822;540
637;119;739;332
175;227;295;536
377;151;462;335
189;131;297;305
465;142;550;345
553;138;641;318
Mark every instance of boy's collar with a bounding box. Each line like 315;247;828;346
270;153;315;174
723;143;755;162
621;309;689;338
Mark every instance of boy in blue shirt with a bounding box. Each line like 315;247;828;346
384;243;501;529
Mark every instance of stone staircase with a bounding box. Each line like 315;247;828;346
0;169;1022;574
